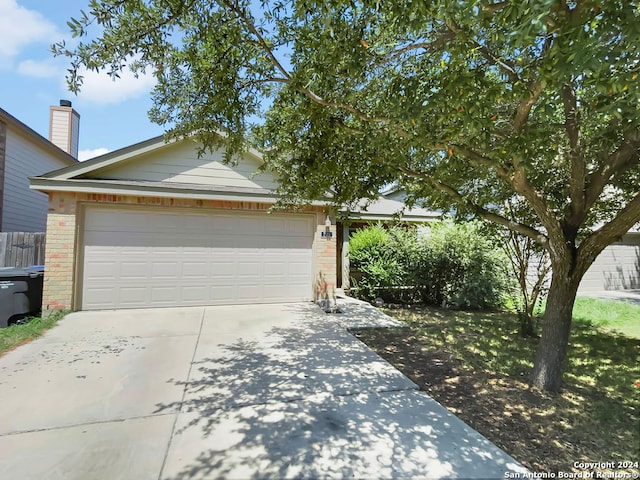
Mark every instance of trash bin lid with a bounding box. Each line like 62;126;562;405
0;267;32;279
25;265;45;275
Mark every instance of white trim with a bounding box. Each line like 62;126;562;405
30;177;329;206
347;213;440;222
54;137;176;179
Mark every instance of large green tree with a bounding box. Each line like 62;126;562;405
55;0;640;393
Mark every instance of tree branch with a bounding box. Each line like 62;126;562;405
480;1;508;14
452;145;511;178
577;191;640;277
400;166;548;244
583;130;640;213
240;77;289;88
444;18;519;84
220;0;291;80
373;34;454;66
562;83;586;227
224;0;401;129
447;145;565;246
513;80;543;133
508;163;567;249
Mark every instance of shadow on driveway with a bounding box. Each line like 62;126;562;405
158;304;527;479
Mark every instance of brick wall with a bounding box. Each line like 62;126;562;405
42;191;337;312
313;222;337;303
42;192;78;312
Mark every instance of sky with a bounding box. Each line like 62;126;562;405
0;0;163;160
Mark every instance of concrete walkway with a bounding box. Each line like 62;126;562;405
578;290;640;305
0;301;528;479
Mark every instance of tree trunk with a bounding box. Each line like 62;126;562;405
529;268;582;393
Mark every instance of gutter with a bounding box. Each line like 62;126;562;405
29;177;329;206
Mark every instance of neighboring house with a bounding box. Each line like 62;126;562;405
0;103;78;232
30;136;335;312
578;229;640;292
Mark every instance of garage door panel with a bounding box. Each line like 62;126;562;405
180;285;208;302
264;262;287;276
118;286;149;305
119;263;148;280
150;285;178;302
237;285;263;300
209;285;237;302
83;259;118;278
151;262;180;278
182;262;208;279
81;208;314;309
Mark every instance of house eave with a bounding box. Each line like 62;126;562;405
40;135;173;179
345;212;440;222
29;177;328;206
0;108;77;165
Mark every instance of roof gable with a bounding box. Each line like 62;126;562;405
35;135;277;189
83;140;278;191
0;108;77;166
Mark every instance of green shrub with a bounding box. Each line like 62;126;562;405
349;220;509;309
349;224;406;300
421;221;509;309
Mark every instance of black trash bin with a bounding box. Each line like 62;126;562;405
25;265;45;315
0;268;44;328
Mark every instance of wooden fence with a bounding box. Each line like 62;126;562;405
0;232;46;268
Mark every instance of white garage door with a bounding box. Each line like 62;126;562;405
81;207;314;310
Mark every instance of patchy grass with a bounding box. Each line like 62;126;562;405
572;297;640;339
354;305;640;476
0;312;66;355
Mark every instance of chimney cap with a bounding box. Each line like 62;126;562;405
59;99;72;107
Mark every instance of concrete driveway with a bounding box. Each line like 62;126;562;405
0;302;527;479
578;290;640;305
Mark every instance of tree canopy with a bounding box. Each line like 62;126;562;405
55;0;640;392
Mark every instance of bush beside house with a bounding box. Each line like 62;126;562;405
349;221;510;309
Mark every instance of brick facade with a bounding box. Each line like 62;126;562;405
313;223;337;304
42;191;336;312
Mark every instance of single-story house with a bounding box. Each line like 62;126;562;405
29;131;638;312
30;136;338;312
0;104;78;232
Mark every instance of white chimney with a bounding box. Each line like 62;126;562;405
49;100;80;159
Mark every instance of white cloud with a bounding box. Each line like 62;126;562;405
0;0;59;59
17;58;59;78
74;66;157;105
78;147;110;161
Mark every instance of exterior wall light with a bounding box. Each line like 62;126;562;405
322;215;333;238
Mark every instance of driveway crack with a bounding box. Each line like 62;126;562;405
158;307;206;480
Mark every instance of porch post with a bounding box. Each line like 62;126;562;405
341;222;350;290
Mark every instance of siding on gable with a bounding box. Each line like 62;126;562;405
0;120;6;228
89;141;280;190
2;127;70;232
